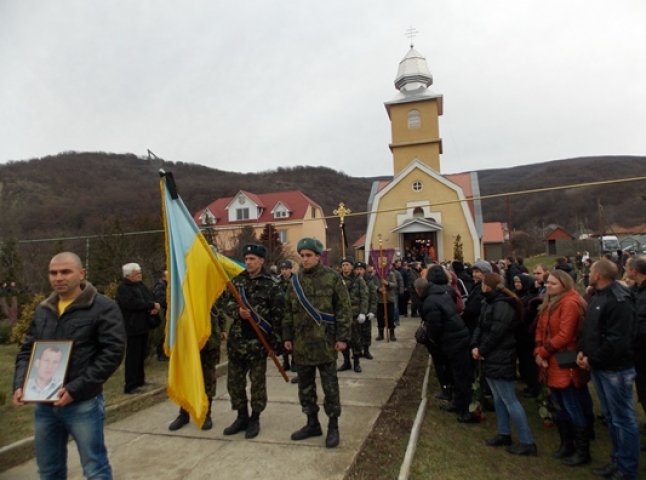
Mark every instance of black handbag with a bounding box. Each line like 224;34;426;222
555;350;578;369
415;323;429;345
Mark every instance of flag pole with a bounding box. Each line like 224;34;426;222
333;202;351;258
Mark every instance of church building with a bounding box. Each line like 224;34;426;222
364;45;483;264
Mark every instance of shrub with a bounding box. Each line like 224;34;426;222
10;293;45;345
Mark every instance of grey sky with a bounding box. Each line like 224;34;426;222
1;0;645;177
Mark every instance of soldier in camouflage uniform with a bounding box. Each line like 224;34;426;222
283;237;351;448
337;257;368;373
278;260;299;384
219;244;284;439
168;306;225;431
354;261;378;359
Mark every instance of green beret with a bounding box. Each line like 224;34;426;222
340;256;355;265
242;243;267;258
297;237;323;254
354;261;367;269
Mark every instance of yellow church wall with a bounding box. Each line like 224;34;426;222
369;169;477;263
392;144;441;174
389;99;440;143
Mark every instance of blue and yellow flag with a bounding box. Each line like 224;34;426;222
160;172;243;427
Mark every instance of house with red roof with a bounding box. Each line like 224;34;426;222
194;190;327;256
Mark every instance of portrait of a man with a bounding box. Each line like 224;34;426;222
22;342;72;402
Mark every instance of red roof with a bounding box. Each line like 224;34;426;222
482;222;506;243
194;190;322;226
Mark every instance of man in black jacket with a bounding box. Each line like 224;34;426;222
116;262;160;394
577;259;639;480
626;256;646;426
13;252;126;479
418;265;476;423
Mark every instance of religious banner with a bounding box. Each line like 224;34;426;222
370;248;395;278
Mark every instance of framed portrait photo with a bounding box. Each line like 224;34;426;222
22;340;73;403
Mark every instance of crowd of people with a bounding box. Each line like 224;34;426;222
413;253;645;480
9;245;646;479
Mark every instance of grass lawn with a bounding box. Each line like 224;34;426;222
409;365;646;479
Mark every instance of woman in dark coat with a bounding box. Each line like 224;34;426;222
419;265;477;423
471;273;537;456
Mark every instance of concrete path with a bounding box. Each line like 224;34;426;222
1;321;417;480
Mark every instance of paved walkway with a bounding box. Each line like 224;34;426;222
1;321;418;480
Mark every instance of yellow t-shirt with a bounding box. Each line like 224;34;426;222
58;299;74;316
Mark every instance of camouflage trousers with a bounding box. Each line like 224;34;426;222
226;351;267;413
348;318;362;353
201;345;220;398
359;319;372;349
297;361;341;418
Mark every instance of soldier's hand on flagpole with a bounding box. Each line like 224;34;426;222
284;341;292;352
239;307;251;320
220;332;228;341
335;341;347;352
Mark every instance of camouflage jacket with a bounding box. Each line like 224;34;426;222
363;273;380;316
341;273;368;318
283;262;352;365
278;274;293;304
220;269;284;355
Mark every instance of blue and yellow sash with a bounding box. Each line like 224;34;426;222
291;275;336;326
239;287;272;336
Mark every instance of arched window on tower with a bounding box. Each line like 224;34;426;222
408;109;421;129
413;207;424;218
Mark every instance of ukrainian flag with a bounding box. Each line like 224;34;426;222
160;172;243;427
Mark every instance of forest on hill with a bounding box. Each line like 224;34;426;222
0;152;645;292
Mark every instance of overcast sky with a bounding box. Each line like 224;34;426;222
1;0;645;177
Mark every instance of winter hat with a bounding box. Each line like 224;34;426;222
426;265;449;285
472;260;493;274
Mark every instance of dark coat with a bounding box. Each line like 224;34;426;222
471;290;518;380
420;283;470;355
635;281;646;349
462;281;485;333
116;279;157;336
13;282;126;401
580;281;636;371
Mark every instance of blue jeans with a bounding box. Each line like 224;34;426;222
551;385;587;428
591;368;639;479
34;394;112;479
486;377;534;444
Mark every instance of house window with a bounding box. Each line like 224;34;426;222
408;109;421;129
413;207;424;218
278;230;288;244
412;180;423;192
311;207;316;218
236;208;250;220
274;210;288;219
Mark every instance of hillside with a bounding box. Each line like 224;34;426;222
1;152;645;246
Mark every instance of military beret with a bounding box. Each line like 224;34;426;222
279;260;293;269
242;243;266;258
297;237;323;254
354;261;367;269
339;256;355;265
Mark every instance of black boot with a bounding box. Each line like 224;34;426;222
326;416;340;448
363;347;373;360
282;354;291;371
337;351;352;371
552;419;575;459
202;398;213;431
389;328;397;341
245;411;260;439
561;426;591;466
434;385;452;401
586;414;596;441
485;434;512;447
223;407;249;435
291;413;323;440
376;329;384;341
169;408;190;431
353;355;362;373
506;443;538;456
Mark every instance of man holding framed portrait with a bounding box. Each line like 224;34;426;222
22;342;72;402
12;252;126;479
